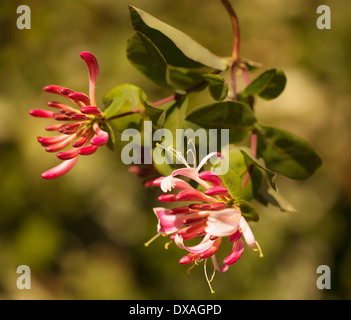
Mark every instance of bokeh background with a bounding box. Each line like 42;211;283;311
0;0;350;300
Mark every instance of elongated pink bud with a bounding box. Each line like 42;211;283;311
175;189;218;203
81;106;101;115
43;85;67;95
68;92;91;106
72;136;87;148
57;148;80;160
80;51;99;106
78;144;98;155
198;171;223;186
37;134;70;146
29;109;55;118
47;101;71;109
41;156;78;179
210;203;227;210
65;123;82;131
54;114;71;121
61;88;74;96
45;124;64;131
204;186;229;196
183;216;207;225
71;114;89;121
170;207;190;215
158;194;177;202
45;134;76;152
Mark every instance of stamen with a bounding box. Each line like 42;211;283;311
187;139;197;168
144;234;161;247
204;259;215;294
164;240;173;250
156;143;190;168
187;263;197;275
253;240;264;258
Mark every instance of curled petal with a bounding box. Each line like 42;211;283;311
229;229;242;242
211;254;229;273
153;207;186;235
198;171;223;186
174;233;215;254
223;238;245;265
196;152;223;171
239;216;256;248
91;123;108;146
179;253;200;265
199;237;222;259
41;157;78;179
205;208;241;237
29;109;55;118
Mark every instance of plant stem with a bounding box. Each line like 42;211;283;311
221;0;240;100
106;109;143;121
221;0;240;62
151;95;177;107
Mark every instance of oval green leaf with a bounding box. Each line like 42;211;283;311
256;124;322;180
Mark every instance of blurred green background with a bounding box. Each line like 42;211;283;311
0;0;350;300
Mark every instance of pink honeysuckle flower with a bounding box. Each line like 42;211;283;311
29;51;109;179
146;145;263;293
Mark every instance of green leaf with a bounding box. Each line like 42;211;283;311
240;147;277;189
203;74;229;101
103;84;145;132
243;68;286;100
129;6;229;70
240;58;262;72
255;124;322;180
185;101;256;143
166;65;207;94
227;147;262;201
213;166;242;199
259;69;287;100
257;177;297;213
126;32;169;88
144;103;166;129
238;199;259;222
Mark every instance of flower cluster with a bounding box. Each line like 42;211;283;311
29;52;108;179
148;146;262;292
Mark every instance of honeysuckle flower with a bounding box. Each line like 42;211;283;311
147;145;263;293
29;51;109;179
